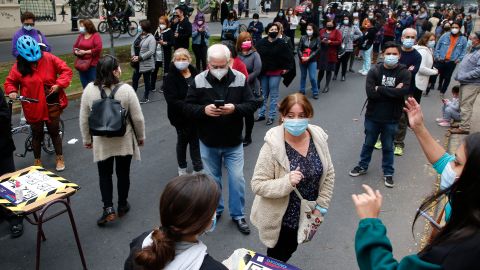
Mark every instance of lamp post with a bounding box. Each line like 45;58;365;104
70;0;79;31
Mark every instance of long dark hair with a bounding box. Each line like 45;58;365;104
94;55;120;87
135;174;221;270
16;55;35;77
414;133;480;253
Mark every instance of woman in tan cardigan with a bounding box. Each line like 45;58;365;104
250;93;335;262
79;55;145;226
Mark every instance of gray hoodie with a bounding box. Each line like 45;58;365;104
455;47;480;85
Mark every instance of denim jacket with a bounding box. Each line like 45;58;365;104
434;32;468;62
192;29;210;46
222;20;239;39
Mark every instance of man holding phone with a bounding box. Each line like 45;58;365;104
184;44;256;235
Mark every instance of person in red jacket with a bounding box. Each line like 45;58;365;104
383;12;397;50
5;35;72;171
317;19;342;93
73;19;103;88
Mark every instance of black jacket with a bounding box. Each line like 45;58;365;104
255;37;296;86
220;2;229;22
184;69;256;148
359;28;377;50
297;35;321;63
154;28;174;65
163;64;198;127
0;89;15;158
172;18;192;50
365;63;411;122
124;231;228;270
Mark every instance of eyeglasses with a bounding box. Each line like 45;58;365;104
417;209;442;230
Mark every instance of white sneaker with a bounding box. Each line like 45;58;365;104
360;71;369;76
193;169;205;175
178;167;188;176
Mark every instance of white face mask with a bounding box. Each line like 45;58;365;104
451;28;459;35
79;26;86;33
440;162;458;190
174;61;189;70
306;30;313;36
210;68;228;80
159;24;166;30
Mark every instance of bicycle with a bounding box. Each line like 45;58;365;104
98;14;138;38
8;96;65;158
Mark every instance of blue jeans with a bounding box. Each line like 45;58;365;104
200;141;246;220
361;46;372;72
79;66;96;89
358;118;398;176
299;61;319;95
259;75;281;120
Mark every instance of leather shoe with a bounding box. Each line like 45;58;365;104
233;218;250;235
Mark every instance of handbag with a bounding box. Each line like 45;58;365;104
74;57;92;72
293;187;323;244
252;86;264;109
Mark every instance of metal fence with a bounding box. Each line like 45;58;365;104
19;0;56;22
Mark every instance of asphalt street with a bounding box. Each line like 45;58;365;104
0;17;260;63
0;51;452;269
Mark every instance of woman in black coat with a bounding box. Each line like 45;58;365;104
151;15;174;92
163;48;203;176
0;88;23;238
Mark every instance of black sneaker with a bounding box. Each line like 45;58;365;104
384;175;394;188
255;116;265;122
97;207;116;226
243;137;252;147
349;166;367;177
140;98;150;104
233;218;250;235
118;202;130;217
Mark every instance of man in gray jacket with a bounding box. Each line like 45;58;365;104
451;31;480;134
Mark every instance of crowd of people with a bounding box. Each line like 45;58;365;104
1;2;480;269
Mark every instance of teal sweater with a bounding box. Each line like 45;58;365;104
355;218;441;270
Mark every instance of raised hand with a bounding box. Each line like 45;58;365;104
403;97;424;130
351;184;383;219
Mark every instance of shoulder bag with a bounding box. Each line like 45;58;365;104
294;187;323;244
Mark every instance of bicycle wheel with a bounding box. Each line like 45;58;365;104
112;22;122;38
98;21;108;33
127;21;139;37
42;119;65;155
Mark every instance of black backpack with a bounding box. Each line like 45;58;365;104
88;84;127;137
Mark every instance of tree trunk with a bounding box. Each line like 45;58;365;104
147;0;167;33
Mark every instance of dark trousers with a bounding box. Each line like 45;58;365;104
0;153;15;176
267;226;298;262
97;155;132;208
30;113;62;159
359;118;398;176
192;44;208;71
394;88;422;149
437;61;457;94
176;125;203;172
335;51;352;77
151;61;163;90
132;69;153;99
244;113;254;140
318;69;332;88
79;66;96;89
285;29;295;49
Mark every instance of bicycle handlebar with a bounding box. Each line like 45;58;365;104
5;96;39;103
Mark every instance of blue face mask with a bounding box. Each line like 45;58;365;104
23;25;33;31
384;55;399;66
467;39;473;48
284;119;309;136
206;214;217;233
402;38;415;49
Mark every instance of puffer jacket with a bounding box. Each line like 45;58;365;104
413;45;438;91
250;125;335;248
4;52;72;123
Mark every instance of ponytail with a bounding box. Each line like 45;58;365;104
135;228;176;270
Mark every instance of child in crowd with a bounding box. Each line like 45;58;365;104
436;85;460;127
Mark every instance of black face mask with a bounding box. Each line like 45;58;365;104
326;26;334;30
268;31;279;38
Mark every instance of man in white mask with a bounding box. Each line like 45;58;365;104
11;11;51;58
184;44;257;235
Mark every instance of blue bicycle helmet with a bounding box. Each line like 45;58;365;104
16;35;42;62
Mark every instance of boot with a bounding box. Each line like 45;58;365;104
56;155;65;172
34;159;42;167
372;52;379;64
